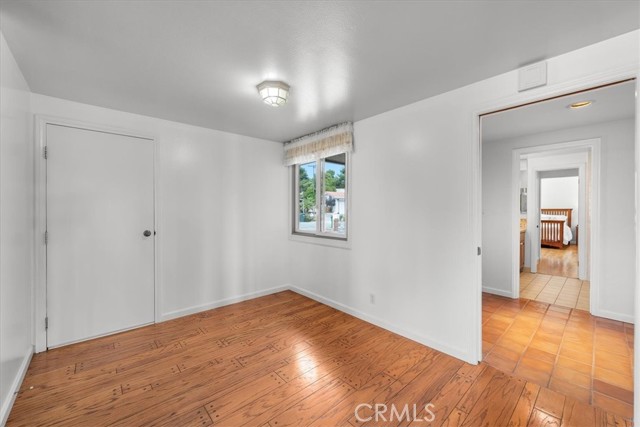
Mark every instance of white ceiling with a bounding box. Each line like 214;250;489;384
482;80;636;142
1;1;638;142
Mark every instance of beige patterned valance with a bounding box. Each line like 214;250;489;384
283;122;353;166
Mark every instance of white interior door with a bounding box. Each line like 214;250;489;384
46;124;155;348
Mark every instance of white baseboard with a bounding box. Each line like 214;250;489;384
0;346;33;426
482;286;515;298
288;285;475;364
159;285;289;322
591;307;634;324
160;284;476;363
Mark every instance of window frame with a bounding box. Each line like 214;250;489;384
292;152;350;241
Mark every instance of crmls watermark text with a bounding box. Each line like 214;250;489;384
354;403;436;423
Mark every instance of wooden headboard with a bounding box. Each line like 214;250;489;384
541;208;572;228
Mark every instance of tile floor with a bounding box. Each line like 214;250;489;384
520;272;590;310
482;292;634;419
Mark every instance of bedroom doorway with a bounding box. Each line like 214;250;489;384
518;150;590;311
478;79;636;408
538;173;580;279
481;79;635;314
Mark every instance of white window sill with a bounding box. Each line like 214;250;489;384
289;233;351;249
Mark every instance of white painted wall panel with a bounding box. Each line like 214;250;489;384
0;32;33;423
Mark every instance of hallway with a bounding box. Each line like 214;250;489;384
520;243;588;310
520;273;589;311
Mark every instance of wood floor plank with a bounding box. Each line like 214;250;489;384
346;352;460;427
527;408;562;427
442;408;467;427
383;347;432;379
219;366;335;426
154;406;213;427
508;381;541;427
456;362;487;382
460;372;526;427
307;372;396;427
535;387;566;419
340;335;411;389
409;374;474;427
267;379;354;427
390;356;463;427
560;396;596;427
457;364;498;413
7;291;627;426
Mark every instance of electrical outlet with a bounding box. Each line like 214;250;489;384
369;293;375;304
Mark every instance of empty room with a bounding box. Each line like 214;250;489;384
0;1;639;426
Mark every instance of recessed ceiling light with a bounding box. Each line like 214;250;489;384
568;100;593;109
257;81;290;107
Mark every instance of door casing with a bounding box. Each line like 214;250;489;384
514;144;593;297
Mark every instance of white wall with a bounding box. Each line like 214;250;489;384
483;118;635;321
541;175;579;241
0;32;34;423
288;31;639;363
30;94;290;322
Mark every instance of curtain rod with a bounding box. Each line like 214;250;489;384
287;122;352;145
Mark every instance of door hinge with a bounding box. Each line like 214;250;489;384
44;231;48;245
43;146;48;159
477;247;482;256
45;317;48;330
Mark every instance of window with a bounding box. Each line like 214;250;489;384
294;152;348;238
284;122;353;241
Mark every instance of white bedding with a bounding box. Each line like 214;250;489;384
541;214;573;244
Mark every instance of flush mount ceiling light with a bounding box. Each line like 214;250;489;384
568;100;593;109
257;81;290;107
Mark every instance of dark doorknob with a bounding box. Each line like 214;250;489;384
143;230;152;237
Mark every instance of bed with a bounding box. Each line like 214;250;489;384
540;208;573;249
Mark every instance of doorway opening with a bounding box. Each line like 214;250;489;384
538;172;580;278
479;79;636;417
517;147;590;311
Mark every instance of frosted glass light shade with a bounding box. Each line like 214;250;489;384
257;81;290;107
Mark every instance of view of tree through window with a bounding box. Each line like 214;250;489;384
295;153;347;237
297;161;317;231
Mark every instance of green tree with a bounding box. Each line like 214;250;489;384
335;167;345;189
298;166;316;215
324;169;337;192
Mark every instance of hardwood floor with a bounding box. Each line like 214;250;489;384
9;291;631;426
483;293;634;420
537;245;578;278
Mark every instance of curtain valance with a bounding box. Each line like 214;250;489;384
283;122;353;166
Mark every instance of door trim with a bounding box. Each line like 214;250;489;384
511;142;596;300
34;115;158;352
